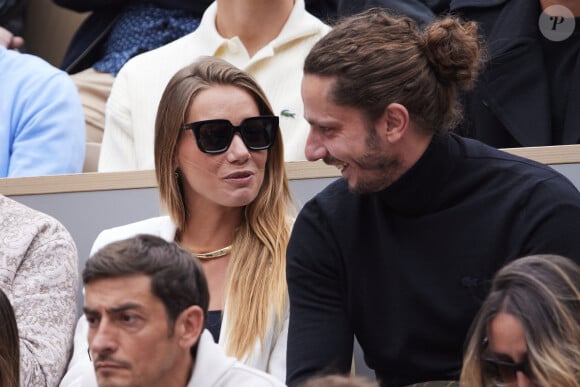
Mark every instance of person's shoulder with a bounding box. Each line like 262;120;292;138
116;28;201;91
91;216;174;255
454;134;560;177
302;5;332;32
450;0;509;10
0;196;76;256
309;178;350;205
0;48;67;84
121;29;199;72
286;0;332;39
454;134;579;196
115;2;212;83
0;195;71;236
191;331;286;387
95;215;173;238
218;363;286;387
297;177;360;221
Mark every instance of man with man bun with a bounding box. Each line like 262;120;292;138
286;8;580;387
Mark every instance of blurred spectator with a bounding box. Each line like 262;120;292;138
53;0;212;171
0;195;78;386
337;0;450;25
0;288;19;387
0;0;26;49
301;375;379;387
305;0;339;23
0;46;85;177
460;254;580;387
305;0;453;25
452;0;580;147
97;0;330;171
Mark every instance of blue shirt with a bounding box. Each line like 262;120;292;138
0;46;85;177
93;2;201;76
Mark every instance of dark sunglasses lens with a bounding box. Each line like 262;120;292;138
198;122;231;152
241;118;276;150
483;359;516;384
497;364;517;383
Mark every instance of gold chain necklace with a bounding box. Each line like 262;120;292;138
190;245;233;260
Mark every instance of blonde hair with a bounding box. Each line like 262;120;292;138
154;56;293;358
460;255;580;387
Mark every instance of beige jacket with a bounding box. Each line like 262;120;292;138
0;195;78;386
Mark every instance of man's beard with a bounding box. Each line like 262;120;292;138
349;128;402;194
349;152;401;194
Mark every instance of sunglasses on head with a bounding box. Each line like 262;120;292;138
182;115;278;154
482;356;536;386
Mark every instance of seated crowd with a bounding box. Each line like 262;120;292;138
3;0;579;175
1;1;580;387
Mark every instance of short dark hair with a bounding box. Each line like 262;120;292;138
83;234;209;325
304;8;483;134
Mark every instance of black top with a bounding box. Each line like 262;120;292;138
541;19;580;144
286;134;580;387
207;310;222;343
452;0;580;146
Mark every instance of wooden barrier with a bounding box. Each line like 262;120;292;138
2;151;580;379
3;146;580;196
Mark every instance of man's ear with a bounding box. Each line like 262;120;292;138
378;103;409;144
175;305;204;350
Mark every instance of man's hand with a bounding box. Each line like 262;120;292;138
0;26;25;49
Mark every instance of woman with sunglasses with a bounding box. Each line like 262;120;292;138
460;254;580;387
60;56;293;386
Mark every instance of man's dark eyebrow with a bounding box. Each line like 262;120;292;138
107;303;144;314
83;303;144;315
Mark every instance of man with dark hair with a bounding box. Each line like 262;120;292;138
75;234;283;387
285;8;580;387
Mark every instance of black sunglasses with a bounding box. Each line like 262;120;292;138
482;357;536;385
182;116;278;154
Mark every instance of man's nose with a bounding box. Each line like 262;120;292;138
89;320;119;357
304;128;327;161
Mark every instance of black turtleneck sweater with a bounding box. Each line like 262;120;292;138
286;134;580;387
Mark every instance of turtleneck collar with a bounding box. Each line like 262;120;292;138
375;133;459;216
